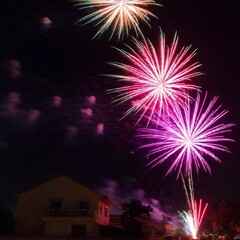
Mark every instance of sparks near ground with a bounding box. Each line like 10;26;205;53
138;92;235;177
180;174;208;239
179;200;208;239
107;30;202;124
75;0;161;40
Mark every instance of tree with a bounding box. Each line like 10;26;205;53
121;199;153;237
0;206;15;236
210;200;240;235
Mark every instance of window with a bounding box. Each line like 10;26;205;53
104;206;108;217
99;206;102;215
50;199;62;209
71;224;87;237
50;199;62;217
79;201;89;209
79;201;89;217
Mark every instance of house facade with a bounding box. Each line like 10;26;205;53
15;175;116;237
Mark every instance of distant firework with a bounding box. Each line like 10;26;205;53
179;174;208;239
180;200;208;239
107;30;202;124
138;92;234;177
75;0;161;40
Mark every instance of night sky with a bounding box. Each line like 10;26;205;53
0;0;239;220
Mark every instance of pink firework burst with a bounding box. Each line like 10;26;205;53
138;92;235;177
107;29;202;124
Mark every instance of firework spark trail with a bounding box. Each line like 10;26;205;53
138;92;235;177
180;174;208;239
75;0;161;40
107;30;202;124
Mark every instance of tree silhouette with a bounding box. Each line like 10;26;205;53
121;199;153;237
0;206;15;236
210;200;240;235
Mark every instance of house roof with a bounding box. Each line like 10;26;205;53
18;174;117;205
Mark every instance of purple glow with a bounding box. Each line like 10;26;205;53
28;109;41;124
52;96;62;107
6;59;21;79
81;108;93;117
96;123;104;134
139;92;235;177
86;95;96;105
108;30;202;124
67;126;78;139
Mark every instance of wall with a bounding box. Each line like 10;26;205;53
15;175;109;237
43;217;99;237
97;201;110;225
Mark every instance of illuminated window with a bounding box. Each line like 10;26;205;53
104;206;108;217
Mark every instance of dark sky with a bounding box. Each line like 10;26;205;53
0;0;239;219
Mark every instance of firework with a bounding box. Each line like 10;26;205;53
75;0;161;40
180;201;208;239
138;92;234;177
107;30;202;124
179;174;208;239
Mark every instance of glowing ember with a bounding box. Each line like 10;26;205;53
138;92;234;177
107;30;202;124
75;0;161;40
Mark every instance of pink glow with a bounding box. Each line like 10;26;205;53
4;91;21;114
41;16;52;26
96;123;104;134
139;92;234;177
67;126;78;139
52;96;62;107
28;109;41;124
81;108;93;117
6;59;21;79
86;95;96;105
108;30;202;124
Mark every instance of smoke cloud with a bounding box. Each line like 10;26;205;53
95;177;183;230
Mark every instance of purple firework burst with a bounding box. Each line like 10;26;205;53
138;92;235;177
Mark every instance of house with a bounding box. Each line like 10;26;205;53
15;175;116;237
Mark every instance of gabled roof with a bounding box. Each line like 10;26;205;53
18;174;117;205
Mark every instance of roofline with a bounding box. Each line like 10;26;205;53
17;174;117;205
